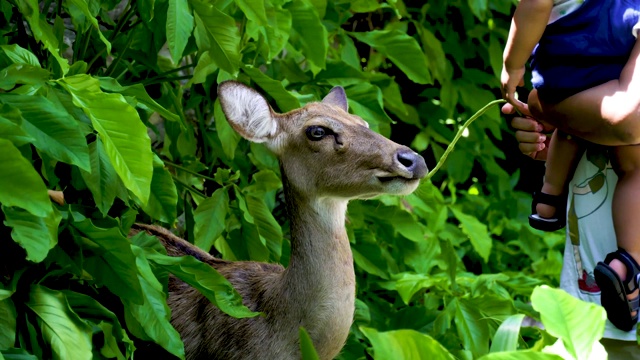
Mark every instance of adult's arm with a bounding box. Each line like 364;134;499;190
529;37;640;146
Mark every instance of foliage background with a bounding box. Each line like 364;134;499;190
0;0;609;359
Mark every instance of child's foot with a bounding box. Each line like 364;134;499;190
528;192;567;231
594;249;640;331
609;258;639;318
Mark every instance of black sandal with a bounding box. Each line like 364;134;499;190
594;248;640;331
528;192;567;231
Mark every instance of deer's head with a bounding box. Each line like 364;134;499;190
218;81;427;199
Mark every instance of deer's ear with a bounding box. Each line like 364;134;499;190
218;81;277;143
322;86;348;112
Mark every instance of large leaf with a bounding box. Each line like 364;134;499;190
194;187;229;252
242;66;300;112
489;314;525;353
213;99;241;160
0;104;33;146
0;64;50;90
14;0;69;74
346;83;392;136
531;286;606;360
98;78;180;122
286;0;327;73
0;348;38;360
3;206;61;263
299;327;320;360
144;248;260;318
0;44;40;66
62;290;134;360
245;194;283;260
80;139;118;216
0;298;16;349
360;327;456;360
451;207;492;262
350;30;432;84
72;219;143;304
235;0;268;26
0;95;90;171
65;0;112;54
246;3;291;60
60;75;153;204
191;0;241;75
479;352;564;360
26;286;92;360
141;155;178;223
123;246;185;359
167;0;194;63
452;297;490;357
0;139;51;217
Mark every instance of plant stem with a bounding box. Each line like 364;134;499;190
426;99;506;181
173;176;207;198
164;160;217;182
143;75;193;86
105;30;135;77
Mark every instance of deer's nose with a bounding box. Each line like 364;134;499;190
396;150;428;179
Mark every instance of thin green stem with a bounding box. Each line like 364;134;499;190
172;175;207;198
143;63;197;84
77;27;93;63
142;75;193;86
105;31;135;77
426;99;506;181
165;160;217;182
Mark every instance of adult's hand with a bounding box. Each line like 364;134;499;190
502;102;553;161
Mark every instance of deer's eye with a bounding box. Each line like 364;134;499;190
306;126;331;141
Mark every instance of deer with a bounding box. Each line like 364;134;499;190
131;81;428;360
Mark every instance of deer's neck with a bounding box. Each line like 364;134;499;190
277;183;355;356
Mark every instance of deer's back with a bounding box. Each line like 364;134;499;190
130;224;297;360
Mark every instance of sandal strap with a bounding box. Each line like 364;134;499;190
532;192;566;208
628;294;640;313
605;248;640;293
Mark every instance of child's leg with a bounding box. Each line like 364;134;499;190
536;129;583;218
609;144;640;315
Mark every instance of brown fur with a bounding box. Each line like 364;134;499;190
134;82;428;359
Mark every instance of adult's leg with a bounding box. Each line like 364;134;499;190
600;338;640;360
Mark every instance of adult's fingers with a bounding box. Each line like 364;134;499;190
511;116;544;133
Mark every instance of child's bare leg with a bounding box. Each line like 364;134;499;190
609;144;640;315
536;129;583;218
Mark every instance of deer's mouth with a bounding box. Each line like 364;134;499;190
377;175;416;183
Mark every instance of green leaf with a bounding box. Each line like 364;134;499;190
0;44;40;66
3;206;61;263
14;0;69;74
123;246;185;359
137;0;155;23
214;99;241;159
194;187;229;252
245;194;282;260
531;285;606;360
0;104;33;146
167;0;194;63
360;327;456;360
346;83;392;136
299;327;320;360
192;0;241;75
191;51;218;84
98;78;180;122
80;139;118;216
72;219;144;304
65;0;112;54
0;64;50;90
286;0;328;73
142;155;178;223
62;290;134;360
246;3;291;60
0;139;51;217
235;0;268;26
60;75;153;205
145;249;260;318
350;30;432;84
479;352;564;360
468;0;489;20
242;66;300;112
0;95;90;171
26;286;92;360
0;298;16;349
452;297;490;357
489;314;525;353
451;207;492;262
0;348;38;360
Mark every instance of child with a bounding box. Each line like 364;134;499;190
502;0;640;331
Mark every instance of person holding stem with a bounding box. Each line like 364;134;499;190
501;0;640;332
